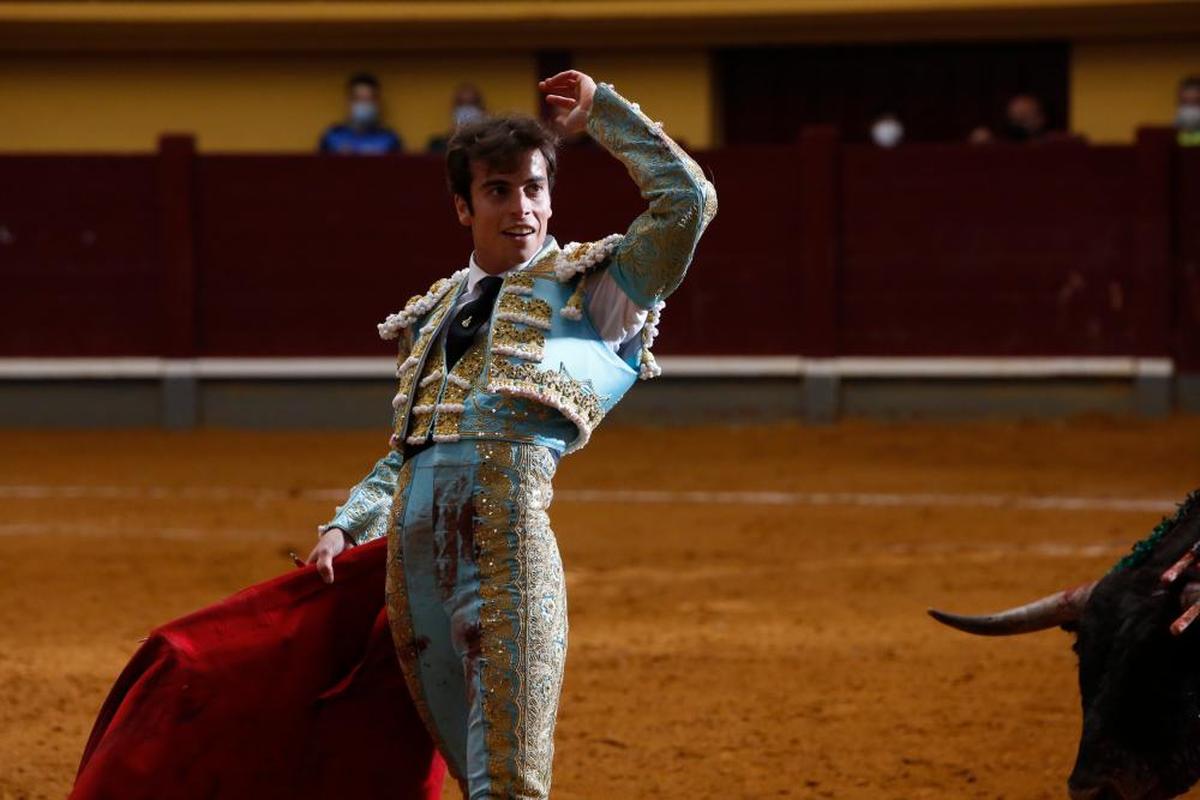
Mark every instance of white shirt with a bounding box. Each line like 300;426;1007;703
456;250;648;354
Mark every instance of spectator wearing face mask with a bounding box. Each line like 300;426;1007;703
318;72;404;155
1177;75;1200;147
870;112;904;148
969;93;1051;144
427;83;488;153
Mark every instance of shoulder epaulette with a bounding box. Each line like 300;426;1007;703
554;234;624;282
377;269;468;340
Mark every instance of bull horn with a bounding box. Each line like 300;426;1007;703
927;582;1097;636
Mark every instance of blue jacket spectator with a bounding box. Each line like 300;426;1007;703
318;72;403;155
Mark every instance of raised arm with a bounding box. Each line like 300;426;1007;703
590;82;717;307
541;73;717;308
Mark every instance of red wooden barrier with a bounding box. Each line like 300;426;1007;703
0;130;1192;366
798;127;839;358
1176;147;1200;372
839;141;1143;356
0;156;161;356
158;135;199;358
657;145;803;356
1132;128;1174;358
195;154;462;356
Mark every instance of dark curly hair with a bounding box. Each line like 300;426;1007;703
446;114;559;213
346;71;380;93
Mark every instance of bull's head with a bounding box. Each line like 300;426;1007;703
929;493;1200;800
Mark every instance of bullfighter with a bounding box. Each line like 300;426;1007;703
307;69;718;799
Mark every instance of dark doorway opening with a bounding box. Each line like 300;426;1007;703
716;41;1069;145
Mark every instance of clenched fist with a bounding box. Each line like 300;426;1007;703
538;70;597;138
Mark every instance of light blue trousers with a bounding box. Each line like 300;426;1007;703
385;439;567;800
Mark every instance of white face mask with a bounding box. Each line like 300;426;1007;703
871;119;904;148
349;100;378;127
453;104;486;128
1177;104;1200;131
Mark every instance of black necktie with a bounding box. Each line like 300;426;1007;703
445;276;503;369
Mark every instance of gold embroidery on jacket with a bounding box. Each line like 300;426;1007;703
486;356;606;454
392;286;459;443
490;319;546;362
430;340;487;442
495;293;553;330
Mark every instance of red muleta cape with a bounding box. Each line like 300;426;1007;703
71;536;446;799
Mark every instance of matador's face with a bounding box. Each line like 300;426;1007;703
455;148;553;274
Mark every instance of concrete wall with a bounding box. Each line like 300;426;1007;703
1;2;1195;151
573;49;714;149
0;52;539;153
0;47;719;152
1;376;1190;429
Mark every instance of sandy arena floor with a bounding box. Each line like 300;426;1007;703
2;418;1199;800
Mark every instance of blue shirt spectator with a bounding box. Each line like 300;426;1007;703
318;72;403;155
319;124;402;155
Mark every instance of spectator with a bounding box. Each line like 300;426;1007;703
869;112;905;148
427;83;487;153
318;72;403;155
969;93;1050;144
1177;75;1200;147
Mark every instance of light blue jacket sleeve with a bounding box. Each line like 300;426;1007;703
319;449;403;546
585;82;718;309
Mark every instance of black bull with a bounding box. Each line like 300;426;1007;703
930;492;1200;800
